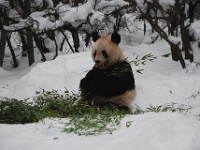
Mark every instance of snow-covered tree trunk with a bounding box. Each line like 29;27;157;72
178;0;193;62
135;0;195;68
0;18;7;67
6;36;18;67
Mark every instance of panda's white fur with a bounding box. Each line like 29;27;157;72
79;32;136;109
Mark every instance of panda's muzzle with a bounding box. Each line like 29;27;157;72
95;60;104;68
95;60;109;69
95;60;101;64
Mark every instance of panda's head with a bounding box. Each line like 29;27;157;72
92;32;125;70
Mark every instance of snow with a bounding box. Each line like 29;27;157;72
159;0;175;6
1;0;200;149
90;11;104;25
168;36;182;45
136;0;175;15
96;0;128;14
60;1;94;24
1;113;200;150
190;20;200;40
3;0;130;32
1;40;200;150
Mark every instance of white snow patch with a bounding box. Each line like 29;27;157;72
0;113;200;150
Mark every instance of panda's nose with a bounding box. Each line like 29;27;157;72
95;60;101;64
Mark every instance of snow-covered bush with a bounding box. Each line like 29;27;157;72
0;0;129;66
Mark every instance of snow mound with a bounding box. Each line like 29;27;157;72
0;67;10;75
0;113;200;150
4;52;92;99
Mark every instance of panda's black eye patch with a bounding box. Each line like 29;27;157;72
102;50;108;58
93;51;96;57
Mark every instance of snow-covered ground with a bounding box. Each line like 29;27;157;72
0;41;200;150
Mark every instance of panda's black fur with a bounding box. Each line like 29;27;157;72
80;61;135;98
79;32;136;108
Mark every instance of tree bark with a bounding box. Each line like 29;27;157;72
6;37;19;68
179;1;193;62
33;34;47;62
70;27;80;53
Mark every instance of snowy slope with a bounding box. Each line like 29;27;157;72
0;113;200;150
0;41;200;150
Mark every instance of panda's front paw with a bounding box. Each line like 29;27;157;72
87;68;102;78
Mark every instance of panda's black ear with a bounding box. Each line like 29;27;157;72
111;33;121;45
92;32;101;42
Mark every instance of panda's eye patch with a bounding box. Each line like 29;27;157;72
93;51;96;57
102;50;108;58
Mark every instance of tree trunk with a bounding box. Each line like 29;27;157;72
136;2;186;68
19;31;28;56
85;32;92;47
25;0;34;66
145;15;185;67
179;1;193;62
60;29;75;53
170;44;185;68
189;0;200;23
33;34;47;62
6;37;18;68
0;18;7;67
70;27;79;53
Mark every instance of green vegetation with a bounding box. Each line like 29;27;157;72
0;89;193;136
134;103;192;114
132;53;157;66
0;89;78;124
0;89;130;135
64;106;128;136
131;53;157;74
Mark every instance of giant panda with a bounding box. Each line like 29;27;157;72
79;32;136;109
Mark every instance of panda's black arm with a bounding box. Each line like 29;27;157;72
94;67;135;98
80;61;135;98
80;72;94;91
79;68;101;91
